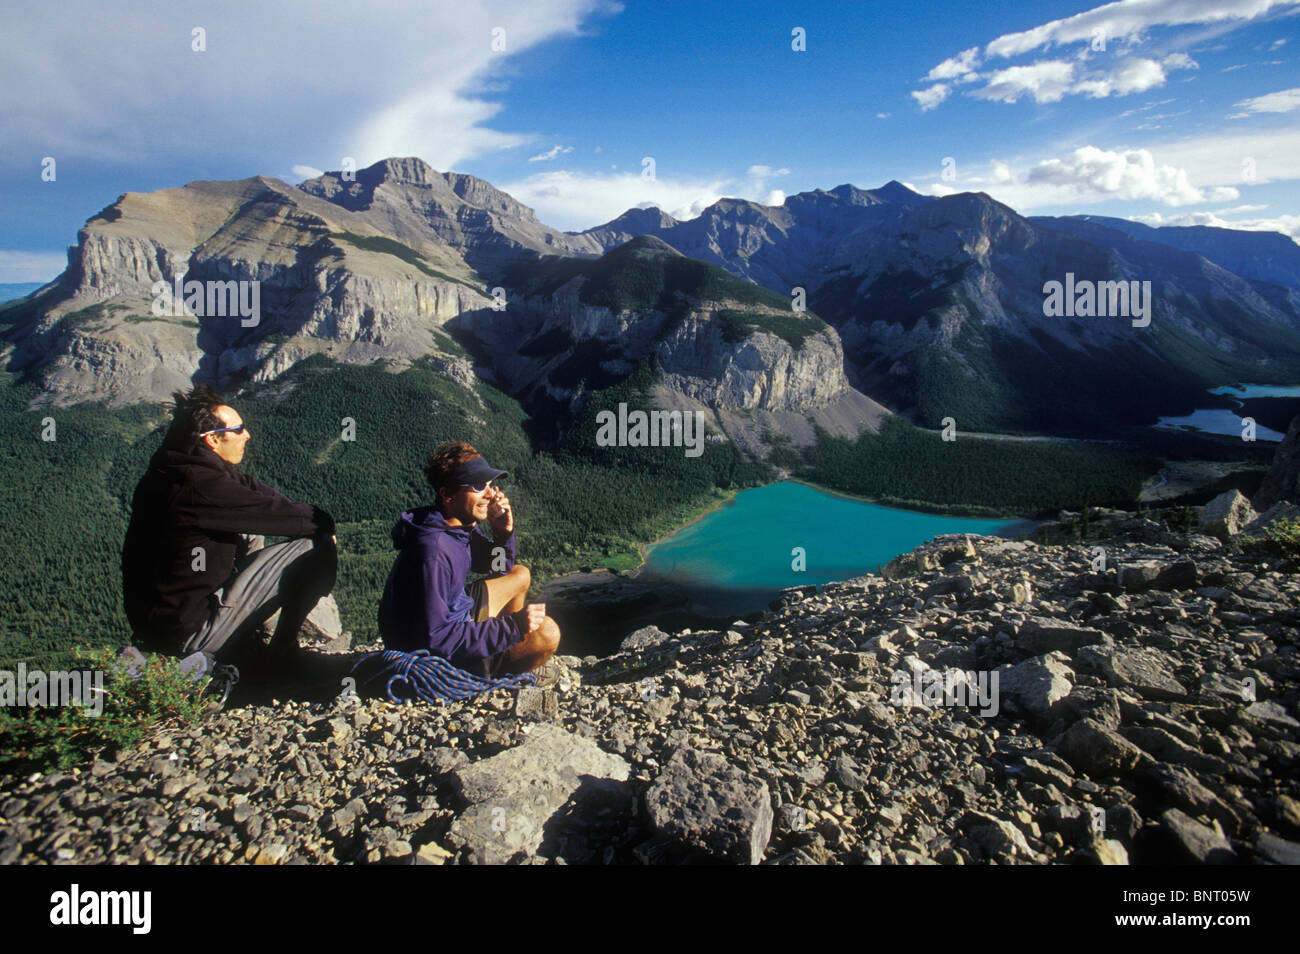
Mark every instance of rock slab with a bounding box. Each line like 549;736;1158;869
645;747;773;864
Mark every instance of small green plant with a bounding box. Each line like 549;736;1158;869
0;648;212;772
1164;505;1198;534
1241;515;1300;562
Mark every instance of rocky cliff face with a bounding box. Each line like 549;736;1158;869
1040;215;1300;292
2;506;1296;865
451;235;886;451
299;157;603;276
578;182;1300;433
14;158;1299;440
0;175;491;407
1255;414;1300;512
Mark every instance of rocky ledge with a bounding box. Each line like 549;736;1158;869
2;506;1298;865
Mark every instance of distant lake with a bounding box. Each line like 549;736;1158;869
639;481;1021;617
1210;384;1300;400
1155;383;1298;441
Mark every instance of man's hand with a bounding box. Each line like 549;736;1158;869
487;489;513;537
523;603;546;634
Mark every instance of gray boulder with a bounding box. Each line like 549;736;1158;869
446;724;631;864
1076;645;1187;701
1199;490;1257;541
1058;719;1153;777
1016;618;1107;655
620;625;672;652
998;652;1074;719
645;747;773;864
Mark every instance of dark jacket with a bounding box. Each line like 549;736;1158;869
378;506;523;669
122;442;333;649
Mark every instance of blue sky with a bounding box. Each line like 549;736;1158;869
1;0;1297;281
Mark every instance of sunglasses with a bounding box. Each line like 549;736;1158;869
200;424;248;436
461;481;494;493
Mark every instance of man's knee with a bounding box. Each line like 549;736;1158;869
541;616;560;652
510;563;531;590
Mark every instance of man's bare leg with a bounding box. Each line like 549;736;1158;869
500;616;561;675
480;564;561;674
483;564;530;618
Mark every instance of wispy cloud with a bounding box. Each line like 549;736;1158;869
1132;208;1300;242
528;144;575;161
913;0;1295;110
925;46;981;82
496;169;738;231
0;0;623;169
1229;86;1300;117
912;83;951;111
983;0;1300;59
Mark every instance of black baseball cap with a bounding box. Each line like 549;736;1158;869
446;455;508;487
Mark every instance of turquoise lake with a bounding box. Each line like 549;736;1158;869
639;481;1022;616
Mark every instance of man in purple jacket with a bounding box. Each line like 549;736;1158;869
378;441;560;678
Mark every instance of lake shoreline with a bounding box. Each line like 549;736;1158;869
539;479;1043;653
545;476;1043;593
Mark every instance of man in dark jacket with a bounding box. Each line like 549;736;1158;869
122;385;337;664
378;441;559;677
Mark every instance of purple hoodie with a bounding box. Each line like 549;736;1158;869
378;505;523;669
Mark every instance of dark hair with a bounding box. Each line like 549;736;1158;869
162;384;227;450
424;441;480;506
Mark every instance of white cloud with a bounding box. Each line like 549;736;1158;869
984;0;1300;59
0;250;68;283
926;46;981;82
876;112;891;119
972;60;1077;103
917;0;1290;109
1162;52;1199;70
901;180;958;197
1026;145;1240;205
1072;57;1168;97
764;190;786;207
292;164;325;180
1146;126;1300;187
746;165;790;179
1229;86;1300;117
1270;37;1288;49
965;54;1196;105
528;144;574;161
1131;209;1300;243
495;169;738;231
970;128;1300;212
0;0;622;170
990;159;1013;183
911;82;951;110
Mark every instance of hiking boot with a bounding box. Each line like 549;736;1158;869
200;663;240;711
531;659;562;689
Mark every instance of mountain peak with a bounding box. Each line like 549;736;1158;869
370;156;440;186
612;234;682;256
871;180;924;204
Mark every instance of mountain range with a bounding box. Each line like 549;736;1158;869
4;156;1300;453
